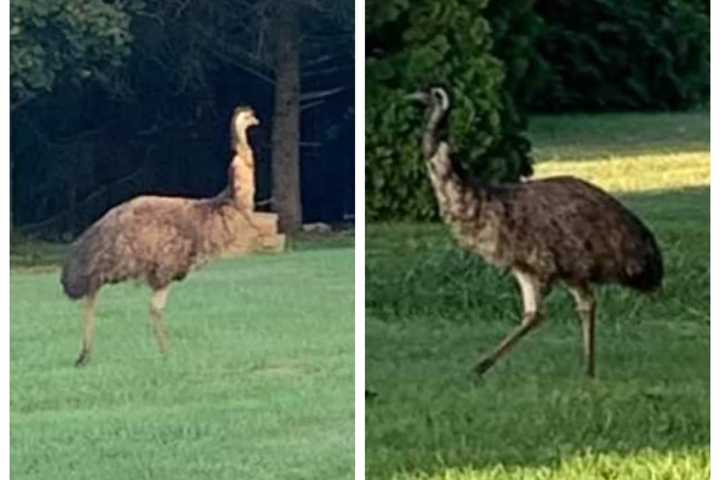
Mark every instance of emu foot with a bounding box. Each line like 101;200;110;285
74;350;91;367
474;357;496;377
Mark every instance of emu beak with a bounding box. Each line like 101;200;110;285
405;91;430;104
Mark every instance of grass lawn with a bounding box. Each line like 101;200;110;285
365;112;709;479
11;247;354;479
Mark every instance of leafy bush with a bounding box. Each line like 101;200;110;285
530;0;709;111
485;0;549;112
366;0;533;221
10;0;141;106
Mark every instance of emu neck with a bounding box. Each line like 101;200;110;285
422;104;446;159
234;129;249;150
228;131;255;211
427;143;485;224
422;105;485;223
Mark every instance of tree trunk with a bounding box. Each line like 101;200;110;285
271;3;302;233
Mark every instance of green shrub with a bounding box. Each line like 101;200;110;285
530;0;709;111
485;0;549;111
10;0;139;105
366;0;533;221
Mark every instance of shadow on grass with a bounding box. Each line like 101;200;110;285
365;186;708;479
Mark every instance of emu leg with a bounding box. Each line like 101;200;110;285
75;292;98;367
569;286;596;377
475;271;545;377
149;286;171;354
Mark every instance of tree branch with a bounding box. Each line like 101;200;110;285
10;93;39;113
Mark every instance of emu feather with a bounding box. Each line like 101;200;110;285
61;106;264;366
410;87;663;378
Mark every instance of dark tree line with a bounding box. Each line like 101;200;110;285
11;0;354;238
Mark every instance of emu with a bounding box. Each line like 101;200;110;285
61;106;261;366
408;87;663;378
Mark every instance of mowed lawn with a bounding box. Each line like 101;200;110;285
11;247;354;479
366;113;709;479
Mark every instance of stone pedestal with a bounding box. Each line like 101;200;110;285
252;212;286;253
224;212;285;257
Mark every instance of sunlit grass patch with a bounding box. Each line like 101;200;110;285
534;152;709;193
389;448;709;480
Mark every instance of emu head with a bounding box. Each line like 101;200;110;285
406;87;451;161
406;86;450;112
231;106;259;152
233;106;260;131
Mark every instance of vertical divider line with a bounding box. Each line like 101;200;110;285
354;0;366;478
1;0;10;477
709;3;718;478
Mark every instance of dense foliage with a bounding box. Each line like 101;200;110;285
10;0;139;108
530;0;710;111
366;0;533;221
485;0;548;111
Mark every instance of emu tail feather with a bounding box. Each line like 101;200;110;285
623;236;664;293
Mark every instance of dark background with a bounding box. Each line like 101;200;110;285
10;0;355;239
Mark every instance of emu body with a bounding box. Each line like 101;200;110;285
61;107;260;366
411;88;663;377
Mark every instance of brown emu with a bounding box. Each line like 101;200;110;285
408;87;663;378
61;106;261;366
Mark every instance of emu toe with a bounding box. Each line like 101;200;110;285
474;358;495;377
74;350;91;368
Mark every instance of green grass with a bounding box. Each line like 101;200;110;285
366;112;709;479
11;248;354;479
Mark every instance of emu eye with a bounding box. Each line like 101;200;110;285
431;88;449;109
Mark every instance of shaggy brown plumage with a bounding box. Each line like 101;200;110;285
61;106;261;366
409;87;663;378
